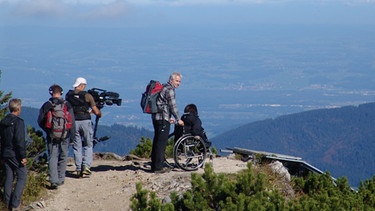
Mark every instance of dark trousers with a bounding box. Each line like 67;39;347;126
3;158;27;209
151;119;170;171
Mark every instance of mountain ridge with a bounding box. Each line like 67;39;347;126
212;102;375;187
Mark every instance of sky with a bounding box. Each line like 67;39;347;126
1;0;375;27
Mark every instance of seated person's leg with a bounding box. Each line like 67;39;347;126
174;124;184;141
202;132;212;148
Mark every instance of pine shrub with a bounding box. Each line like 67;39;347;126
131;159;375;210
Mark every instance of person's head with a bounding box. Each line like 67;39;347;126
73;77;87;91
9;98;22;115
184;104;198;115
49;84;63;97
169;72;182;88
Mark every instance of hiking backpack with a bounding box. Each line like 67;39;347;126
45;102;72;140
140;80;163;114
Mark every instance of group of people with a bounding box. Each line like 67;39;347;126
0;72;211;210
0;77;101;210
37;77;102;187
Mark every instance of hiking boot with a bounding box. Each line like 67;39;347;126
153;167;171;174
50;183;58;190
10;205;22;211
76;170;83;178
82;166;92;175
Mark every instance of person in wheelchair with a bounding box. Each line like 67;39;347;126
174;104;212;149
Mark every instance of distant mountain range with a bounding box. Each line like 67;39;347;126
212;102;375;187
22;102;375;187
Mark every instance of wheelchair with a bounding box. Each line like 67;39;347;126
165;133;213;171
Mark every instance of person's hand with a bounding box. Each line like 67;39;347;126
177;119;184;126
21;158;27;166
194;136;200;140
169;119;175;124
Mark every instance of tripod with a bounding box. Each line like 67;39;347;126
92;115;110;147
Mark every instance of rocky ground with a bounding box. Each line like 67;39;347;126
26;154;249;211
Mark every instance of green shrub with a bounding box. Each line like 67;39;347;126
130;136;175;159
131;160;375;210
131;183;175;211
130;137;153;158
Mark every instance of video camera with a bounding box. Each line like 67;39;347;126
88;88;122;109
87;88;122;147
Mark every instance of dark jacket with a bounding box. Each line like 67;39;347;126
173;112;210;146
181;112;211;147
181;112;205;138
65;90;91;120
0;113;26;160
37;97;76;139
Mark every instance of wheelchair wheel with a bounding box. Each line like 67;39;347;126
173;135;207;171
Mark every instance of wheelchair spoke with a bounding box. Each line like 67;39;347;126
173;135;207;171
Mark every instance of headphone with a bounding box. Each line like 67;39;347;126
49;84;63;95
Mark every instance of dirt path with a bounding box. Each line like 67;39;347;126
31;156;248;211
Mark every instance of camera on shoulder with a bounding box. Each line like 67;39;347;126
88;88;122;109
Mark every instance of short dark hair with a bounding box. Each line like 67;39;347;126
184;104;198;115
49;84;63;95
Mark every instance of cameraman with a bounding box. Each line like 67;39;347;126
65;77;101;178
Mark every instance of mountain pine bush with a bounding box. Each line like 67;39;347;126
131;161;375;210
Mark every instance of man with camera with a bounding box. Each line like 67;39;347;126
65;77;102;178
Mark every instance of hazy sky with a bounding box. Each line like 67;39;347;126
1;0;375;27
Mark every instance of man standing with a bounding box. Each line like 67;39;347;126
151;72;184;173
65;77;101;177
0;98;27;210
38;84;75;188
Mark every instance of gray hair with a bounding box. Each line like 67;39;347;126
169;72;182;81
9;98;22;112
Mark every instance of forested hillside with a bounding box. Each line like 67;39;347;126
212;102;375;187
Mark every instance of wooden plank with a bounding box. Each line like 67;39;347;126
232;147;302;160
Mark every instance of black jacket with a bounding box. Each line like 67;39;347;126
181;112;205;138
0;113;26;160
65;90;91;120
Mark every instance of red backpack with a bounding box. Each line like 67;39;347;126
45;102;72;140
140;80;163;114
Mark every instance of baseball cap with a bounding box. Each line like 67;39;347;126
73;77;87;88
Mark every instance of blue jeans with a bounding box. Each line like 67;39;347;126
3;157;27;209
47;137;69;184
73;119;93;171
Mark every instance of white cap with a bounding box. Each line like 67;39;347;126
73;77;87;88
